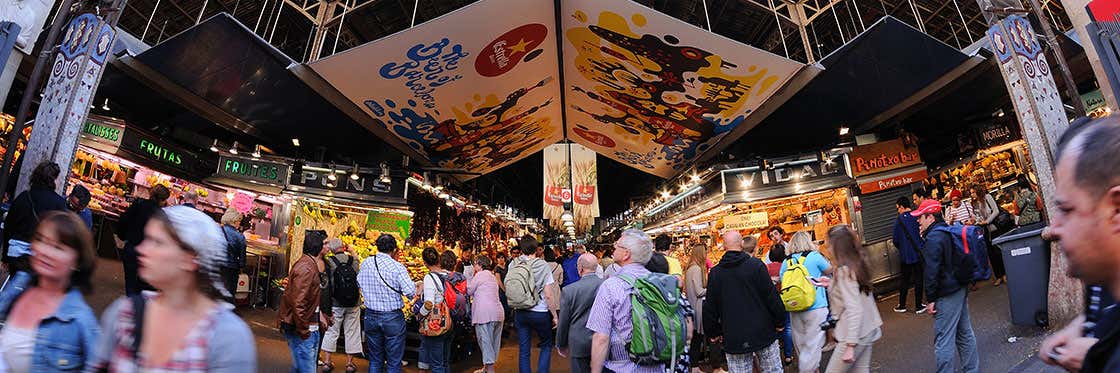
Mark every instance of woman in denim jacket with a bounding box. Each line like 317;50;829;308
0;211;100;372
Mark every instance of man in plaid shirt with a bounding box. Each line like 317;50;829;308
357;234;417;373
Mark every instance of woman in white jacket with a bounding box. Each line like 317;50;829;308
820;225;883;373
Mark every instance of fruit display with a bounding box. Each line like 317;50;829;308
0;114;31;163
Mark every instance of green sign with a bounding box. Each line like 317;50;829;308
1082;89;1107;113
138;139;183;165
120;130;201;173
81;121;121;142
216;155;289;184
78;118;125;153
366;211;412;240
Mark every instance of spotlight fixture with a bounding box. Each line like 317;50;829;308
209;139;219;153
229;141;239;155
690;173;700;182
291;138;301;147
251;145;261;158
839;126;850;136
379;163;391;183
438;191;450;199
445;200;454;207
995;109;1005;118
350;163;360;180
101;99;110;111
327;164;337;181
660;190;671;199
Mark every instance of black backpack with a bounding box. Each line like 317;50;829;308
329;256;361;307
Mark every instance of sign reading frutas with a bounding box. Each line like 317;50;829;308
723;212;769;230
119;130;201;173
216;155;289;184
849;139;922;177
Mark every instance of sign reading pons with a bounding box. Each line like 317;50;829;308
215;155;289;185
849;139;922;177
858;168;928;194
78;117;125;153
723;212;769;230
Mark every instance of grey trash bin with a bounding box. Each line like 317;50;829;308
992;223;1050;327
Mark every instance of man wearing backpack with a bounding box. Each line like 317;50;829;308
705;231;785;373
912;199;979;373
505;235;559;373
588;229;681;373
320;239;362;372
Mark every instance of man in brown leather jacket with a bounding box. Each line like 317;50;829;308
279;230;328;373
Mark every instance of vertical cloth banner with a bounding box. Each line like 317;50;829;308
569;143;598;232
18;14;116;195
542;144;569;229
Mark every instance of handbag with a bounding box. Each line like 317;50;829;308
419;273;452;336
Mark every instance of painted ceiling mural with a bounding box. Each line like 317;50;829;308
561;0;805;177
309;0;563;178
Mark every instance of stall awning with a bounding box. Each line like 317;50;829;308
101;14;423;166
724;17;974;157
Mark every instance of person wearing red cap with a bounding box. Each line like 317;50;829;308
911;199;979;373
944;189;975;226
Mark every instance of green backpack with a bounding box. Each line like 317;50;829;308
618;273;687;368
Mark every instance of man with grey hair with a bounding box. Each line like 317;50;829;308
180;189;199;209
588;229;664;373
1040;116;1120;372
705;230;785;372
320;238;362;371
558;253;606;373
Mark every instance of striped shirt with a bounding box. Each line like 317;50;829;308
945;202;975;225
357;253;416;312
585;263;664;373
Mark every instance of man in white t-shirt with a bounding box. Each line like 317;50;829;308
512;236;559;373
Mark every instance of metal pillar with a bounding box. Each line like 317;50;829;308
307;0;339;62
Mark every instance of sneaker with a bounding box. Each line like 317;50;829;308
916;304;929;314
893;305;907;313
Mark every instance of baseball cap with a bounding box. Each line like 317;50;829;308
910;199;943;217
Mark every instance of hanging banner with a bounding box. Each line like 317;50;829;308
570;143;598;231
561;0;804;177
542;144;569;227
309;0;563;178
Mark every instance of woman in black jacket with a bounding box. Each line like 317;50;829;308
2;162;68;273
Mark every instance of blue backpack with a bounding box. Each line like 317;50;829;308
930;224;991;284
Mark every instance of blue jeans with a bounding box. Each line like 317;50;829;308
779;312;794;359
515;310;553;373
933;288;979;373
419;333;451;373
284;328;320;373
364;310;406;373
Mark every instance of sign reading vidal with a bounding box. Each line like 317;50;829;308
561;0;804;177
309;0;563;178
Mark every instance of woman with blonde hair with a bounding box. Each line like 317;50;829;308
820;225;882;372
683;243;709;369
779;231;833;373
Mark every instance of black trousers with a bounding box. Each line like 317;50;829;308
898;261;924;308
122;243;153;295
985;226;1008;279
